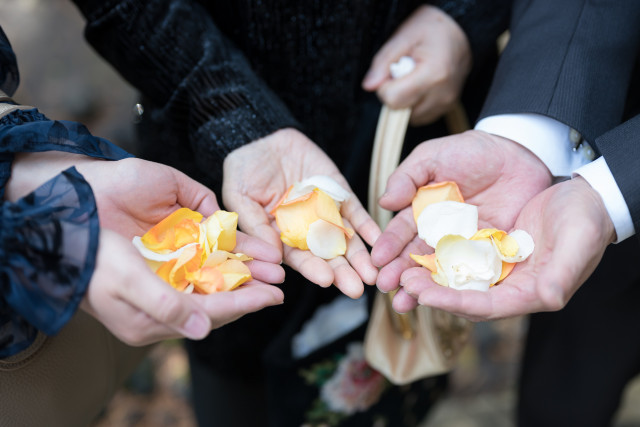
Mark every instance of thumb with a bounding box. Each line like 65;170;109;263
172;167;220;217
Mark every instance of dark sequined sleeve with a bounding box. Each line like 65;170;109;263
0;107;131;357
428;0;512;69
72;0;301;189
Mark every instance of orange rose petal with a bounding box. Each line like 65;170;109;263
141;208;203;252
409;252;437;273
188;266;225;294
156;259;177;285
269;185;294;215
164;245;204;292
494;261;516;285
412;181;465;223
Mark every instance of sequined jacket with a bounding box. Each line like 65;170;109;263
68;0;512;389
0;28;130;357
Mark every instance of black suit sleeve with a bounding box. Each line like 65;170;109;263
593;115;640;234
478;0;640;144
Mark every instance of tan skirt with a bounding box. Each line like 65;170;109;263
0;311;151;427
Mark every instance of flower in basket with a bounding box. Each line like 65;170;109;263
409;181;534;292
271;175;354;260
319;342;387;415
132;207;252;294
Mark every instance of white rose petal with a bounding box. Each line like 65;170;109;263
306;219;347;259
435;235;502;292
287;175;351;204
417;201;478;248
502;229;535;262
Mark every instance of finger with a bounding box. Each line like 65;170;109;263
341;194;381;248
327;255;366;299
120;269;213;340
391;288;420;313
244;259;286;285
342;218;378;285
82;295;183;345
378;168;421;212
377;66;431;109
362;37;411;90
235;231;283;264
225;191;283;252
377;255;416;293
171;167;220;216
193;283;284;329
371;208;419;267
409;92;453;127
283;244;334;287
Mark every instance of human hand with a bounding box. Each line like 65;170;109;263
80;229;285;345
362;4;472;126
7;152;219;238
397;176;616;321
222;128;380;298
372;130;552;299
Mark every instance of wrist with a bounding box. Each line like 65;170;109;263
572;175;617;244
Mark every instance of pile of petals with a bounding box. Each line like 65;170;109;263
409;182;534;292
132;208;252;294
271;175;354;260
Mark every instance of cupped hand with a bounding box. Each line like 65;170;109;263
372;130;552;295
81;229;285;346
7;152;220;238
222;128;380;298
362;4;472;126
398;176;616;321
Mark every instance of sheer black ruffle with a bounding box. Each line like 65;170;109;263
0;108;131;357
0;168;98;357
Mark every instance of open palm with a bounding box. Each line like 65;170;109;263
397;177;615;320
222;128;380;298
373;130;552;295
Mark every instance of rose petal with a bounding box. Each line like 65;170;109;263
188;266;225;294
274;188;349;251
204;250;253;267
287;175;351;203
156;244;204;292
412;181;464;223
203;210;238;252
502;229;534;262
409;252;437;272
307;219;348;259
141;207;203;253
417;201;478;248
215;259;253;291
434;235;502;291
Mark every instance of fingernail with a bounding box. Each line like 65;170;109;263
183;312;209;339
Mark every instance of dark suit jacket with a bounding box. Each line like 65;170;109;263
478;0;640;231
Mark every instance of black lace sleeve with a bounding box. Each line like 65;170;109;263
0;168;98;357
0;108;131;357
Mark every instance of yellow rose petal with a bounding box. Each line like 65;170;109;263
203;210;238;252
216;259;252;291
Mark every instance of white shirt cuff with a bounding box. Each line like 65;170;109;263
574;157;635;243
475;113;594;177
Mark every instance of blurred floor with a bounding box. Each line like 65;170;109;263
4;1;640;427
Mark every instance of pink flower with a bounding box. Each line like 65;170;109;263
320;343;387;415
